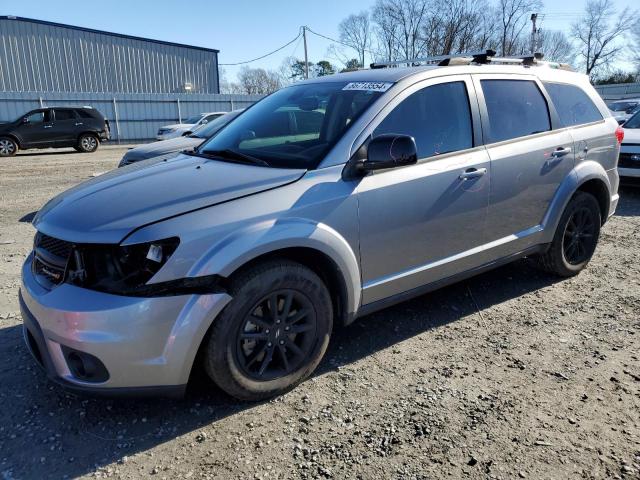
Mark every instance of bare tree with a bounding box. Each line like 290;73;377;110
371;0;431;63
497;0;542;56
571;0;636;76
371;0;401;61
371;0;500;62
218;68;245;94
425;0;492;55
629;18;640;70
338;11;371;68
537;29;574;64
238;67;282;95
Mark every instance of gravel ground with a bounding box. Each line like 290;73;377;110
0;146;639;480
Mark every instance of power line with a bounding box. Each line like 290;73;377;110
305;27;377;57
219;25;376;68
219;29;302;66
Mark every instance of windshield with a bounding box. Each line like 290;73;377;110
625;110;640;129
184;115;202;124
198;81;386;169
192;110;242;139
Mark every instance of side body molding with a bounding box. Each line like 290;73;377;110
188;218;362;319
540;160;613;244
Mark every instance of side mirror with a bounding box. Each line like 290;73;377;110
359;134;418;172
240;130;256;142
22;117;29;124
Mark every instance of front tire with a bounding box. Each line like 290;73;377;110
205;260;333;401
77;134;99;153
537;191;601;277
0;137;18;157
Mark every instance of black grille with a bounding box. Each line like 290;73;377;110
619;152;640;169
33;233;73;287
36;233;73;259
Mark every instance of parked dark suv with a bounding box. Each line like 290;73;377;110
0;107;110;157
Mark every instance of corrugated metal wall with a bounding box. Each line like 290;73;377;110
0;92;263;142
0;17;219;94
594;82;640;100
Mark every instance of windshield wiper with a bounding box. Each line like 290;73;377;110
201;149;270;167
182;148;269;166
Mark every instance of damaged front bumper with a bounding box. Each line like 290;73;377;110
20;254;231;397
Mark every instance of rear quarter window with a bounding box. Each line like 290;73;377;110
543;82;602;127
54;109;77;121
76;109;97;119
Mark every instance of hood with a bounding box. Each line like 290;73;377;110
622;127;640;144
123;136;203;162
34;153;306;244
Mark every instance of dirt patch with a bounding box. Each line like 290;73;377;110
0;148;639;479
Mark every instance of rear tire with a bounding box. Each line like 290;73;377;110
204;260;332;401
77;134;99;153
0;137;18;157
536;191;601;277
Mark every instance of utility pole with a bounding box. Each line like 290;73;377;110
530;13;538;53
302;26;309;79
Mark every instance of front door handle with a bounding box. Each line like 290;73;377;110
551;147;572;158
75;122;83;126
43;125;52;129
459;167;487;180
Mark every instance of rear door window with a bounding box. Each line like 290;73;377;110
373;81;474;159
54;109;77;121
481;79;551;143
543;82;602;127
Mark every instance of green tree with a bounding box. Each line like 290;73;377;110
341;59;362;72
287;59;314;81
315;60;336;77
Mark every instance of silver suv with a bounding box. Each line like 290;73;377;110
20;52;621;401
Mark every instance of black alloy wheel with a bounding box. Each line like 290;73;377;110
204;260;332;401
562;206;598;265
235;289;317;381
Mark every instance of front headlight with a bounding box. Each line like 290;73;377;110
68;237;180;294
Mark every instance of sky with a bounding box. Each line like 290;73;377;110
1;0;637;81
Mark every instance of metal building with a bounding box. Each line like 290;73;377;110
0;16;220;94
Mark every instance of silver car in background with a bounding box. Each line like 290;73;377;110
619;110;640;184
156;112;226;140
20;53;621;401
607;98;640;125
119;110;244;167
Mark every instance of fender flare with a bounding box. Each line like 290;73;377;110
0;133;22;148
541;160;612;242
188;218;362;317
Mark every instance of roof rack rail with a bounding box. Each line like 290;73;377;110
369;50;574;72
370;49;496;69
489;52;544;66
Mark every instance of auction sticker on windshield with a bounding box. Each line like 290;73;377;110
342;82;393;92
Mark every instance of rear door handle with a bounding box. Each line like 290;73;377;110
459;167;487;180
551;147;572;158
43;125;52;129
75;122;83;126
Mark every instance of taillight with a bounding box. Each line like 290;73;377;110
615;125;624;144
